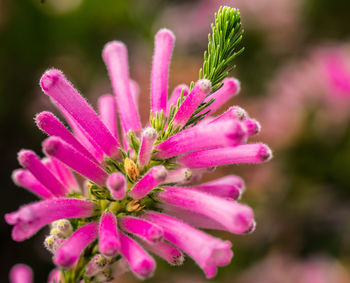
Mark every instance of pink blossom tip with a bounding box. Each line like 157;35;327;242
119;231;156;279
17;149;67;197
99;211;121;257
9;264;33;283
106;172;126;200
129;166;167;199
177;143;273;168
243;119;261;136
120;216;164;243
11;169;54;199
43;136;108;186
137;127;158;169
151;28;175;113
54;222;99;269
172;79;212;128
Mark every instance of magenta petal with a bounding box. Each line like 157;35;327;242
9;264;33;283
141;240;184;266
119;231;156;279
158;188;254;234
99;211;120;257
188;175;245;199
12;169;54;199
98;94;119;140
203;77;240;114
129;166;167;199
142;211;233;278
156;119;247;159
151;29;175;113
177;143;273;168
120;216;163;244
172;79;212;128
102;41;141;134
167;84;189;113
42;157;80;193
35;111;98;163
106;172;126;200
43;137;108;186
40;69;120;158
137;127;157;170
210;106;248;124
5;198;97;241
130;80;140;110
54;222;99;269
18;150;67;197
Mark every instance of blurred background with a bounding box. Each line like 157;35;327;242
1;0;350;282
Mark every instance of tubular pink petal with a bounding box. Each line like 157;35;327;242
129;166;167;199
9;264;33;283
130;80;140;110
102;41;141;133
99;211;120;257
35;111;98;163
120;216;164;244
62;110;105;163
210;106;248;124
18;150;67;197
158;188;254;234
243;118;261;136
137;127;157;170
42;158;80;193
142;211;233;278
54;222;99;269
5;198;97;241
156;120;247;159
141;240;184;266
167;84;189;113
12;169;54;199
119;231;156;279
163;168;192;184
158;203;227;231
188;175;245;199
40;69;120;158
177;143;273;168
204;77;240;114
106;172;126;200
43;137;108;186
151;29;175;113
98;94;119;139
172;79;211;128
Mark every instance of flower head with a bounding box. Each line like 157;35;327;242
5;6;271;282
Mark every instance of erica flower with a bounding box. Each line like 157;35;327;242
6;7;272;283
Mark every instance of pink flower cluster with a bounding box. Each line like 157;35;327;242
6;28;271;282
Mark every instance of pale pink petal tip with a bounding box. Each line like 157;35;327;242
102;40;127;61
43;137;108;186
138;127;158;169
129;166;167;200
258;144;273;162
40;69;62;92
119;232;156;279
106;172;126;200
120;216;164;244
54;222;99;268
244;118;261;136
99;212;120;257
85;254;108;276
11;169;54;199
9;264;33;283
198;78;212;93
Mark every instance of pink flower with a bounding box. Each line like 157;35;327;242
5;26;271;282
